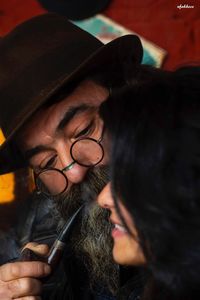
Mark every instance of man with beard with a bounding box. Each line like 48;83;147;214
0;14;145;300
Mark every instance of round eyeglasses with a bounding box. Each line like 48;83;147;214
34;134;104;197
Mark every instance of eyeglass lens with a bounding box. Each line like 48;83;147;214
70;138;104;167
36;169;68;196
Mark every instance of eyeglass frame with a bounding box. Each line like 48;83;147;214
33;126;105;196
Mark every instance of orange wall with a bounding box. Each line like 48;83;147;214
0;129;15;203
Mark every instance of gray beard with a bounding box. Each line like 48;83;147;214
54;165;119;294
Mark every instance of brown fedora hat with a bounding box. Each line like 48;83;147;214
0;13;143;174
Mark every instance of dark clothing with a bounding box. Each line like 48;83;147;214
0;192;58;266
42;252;146;300
116;267;147;300
43;268;146;300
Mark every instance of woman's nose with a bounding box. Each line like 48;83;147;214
97;182;114;209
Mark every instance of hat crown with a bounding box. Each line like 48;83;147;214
0;13;102;137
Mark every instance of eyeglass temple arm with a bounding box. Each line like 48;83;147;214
98;124;105;144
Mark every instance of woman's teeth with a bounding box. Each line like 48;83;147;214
114;224;127;233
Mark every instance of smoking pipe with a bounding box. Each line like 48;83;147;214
20;205;83;270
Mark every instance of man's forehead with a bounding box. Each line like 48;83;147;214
26;79;107;120
67;79;109;106
35;79;109;125
17;79;108;148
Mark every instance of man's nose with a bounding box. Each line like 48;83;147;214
64;162;88;184
58;143;88;185
97;182;114;209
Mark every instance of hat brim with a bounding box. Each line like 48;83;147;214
0;34;143;174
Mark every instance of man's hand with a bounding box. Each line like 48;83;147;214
0;243;51;300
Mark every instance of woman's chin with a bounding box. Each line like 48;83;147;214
112;237;146;266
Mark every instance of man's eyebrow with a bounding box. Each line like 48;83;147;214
57;104;94;131
24;145;50;161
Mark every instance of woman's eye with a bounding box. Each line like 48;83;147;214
40;155;57;169
75;122;93;139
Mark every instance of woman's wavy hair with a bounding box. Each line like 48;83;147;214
100;65;200;300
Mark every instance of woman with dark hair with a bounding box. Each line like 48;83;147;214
97;65;200;300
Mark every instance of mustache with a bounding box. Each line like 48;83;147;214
55;165;110;220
